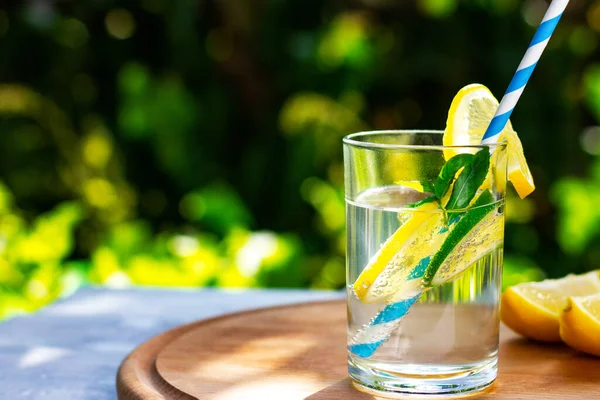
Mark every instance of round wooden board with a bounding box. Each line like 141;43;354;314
117;300;600;399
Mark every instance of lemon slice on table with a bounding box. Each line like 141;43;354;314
501;271;600;342
444;84;535;199
560;293;600;357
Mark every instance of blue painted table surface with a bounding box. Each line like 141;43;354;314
0;287;343;400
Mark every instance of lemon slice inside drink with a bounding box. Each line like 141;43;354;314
353;200;443;303
444;84;535;199
423;192;503;286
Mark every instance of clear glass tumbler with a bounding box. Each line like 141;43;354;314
344;131;507;397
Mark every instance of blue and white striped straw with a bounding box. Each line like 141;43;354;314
482;0;570;144
349;255;433;358
350;0;570;359
349;293;421;357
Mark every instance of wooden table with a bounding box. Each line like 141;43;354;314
117;300;600;399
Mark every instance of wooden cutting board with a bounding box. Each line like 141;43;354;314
116;300;600;399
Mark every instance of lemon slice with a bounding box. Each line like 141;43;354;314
353;200;445;303
560;293;600;356
501;271;600;342
423;191;503;286
444;84;535;199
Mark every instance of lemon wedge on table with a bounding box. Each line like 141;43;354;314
444;84;535;199
501;271;600;342
560;294;600;357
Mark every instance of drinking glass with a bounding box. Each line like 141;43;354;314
344;130;507;397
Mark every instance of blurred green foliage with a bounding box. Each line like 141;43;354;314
1;0;600;318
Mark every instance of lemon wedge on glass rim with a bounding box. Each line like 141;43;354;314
444;83;535;199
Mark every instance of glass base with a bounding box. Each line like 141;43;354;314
348;354;497;398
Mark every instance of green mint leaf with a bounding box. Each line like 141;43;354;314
406;195;438;209
445;148;490;211
421;181;435;194
433;153;475;200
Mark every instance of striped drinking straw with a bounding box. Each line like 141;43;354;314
349;0;570;358
482;0;570;144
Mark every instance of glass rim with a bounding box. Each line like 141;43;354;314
343;130;507;151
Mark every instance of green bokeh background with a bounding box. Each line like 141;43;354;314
1;0;600;318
